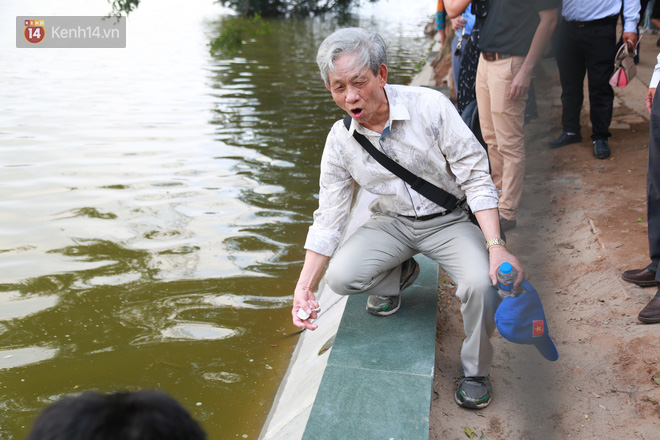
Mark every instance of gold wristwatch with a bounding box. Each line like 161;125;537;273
485;238;506;251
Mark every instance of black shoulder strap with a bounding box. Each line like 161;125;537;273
343;115;460;211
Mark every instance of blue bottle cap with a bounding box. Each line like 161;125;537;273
499;262;513;274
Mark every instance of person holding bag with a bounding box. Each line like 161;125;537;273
548;0;641;159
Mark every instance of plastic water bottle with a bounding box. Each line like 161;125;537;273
496;262;517;298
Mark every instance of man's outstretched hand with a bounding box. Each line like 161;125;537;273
292;286;320;330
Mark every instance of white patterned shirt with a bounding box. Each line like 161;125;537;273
304;84;499;257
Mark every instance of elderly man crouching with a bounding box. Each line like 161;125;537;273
291;27;525;409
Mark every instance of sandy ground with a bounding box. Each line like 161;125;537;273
428;56;660;439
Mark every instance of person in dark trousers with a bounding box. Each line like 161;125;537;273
549;0;640;159
25;390;207;440
622;52;660;324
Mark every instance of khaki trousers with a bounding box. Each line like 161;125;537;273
476;54;528;221
325;209;500;377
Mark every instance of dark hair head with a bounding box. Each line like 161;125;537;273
26;390;206;440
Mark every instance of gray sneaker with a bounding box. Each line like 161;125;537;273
454;376;493;409
366;258;420;316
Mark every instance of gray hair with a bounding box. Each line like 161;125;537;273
316;27;387;86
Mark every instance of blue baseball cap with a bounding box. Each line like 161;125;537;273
494;280;559;361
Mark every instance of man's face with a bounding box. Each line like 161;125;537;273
325;53;388;131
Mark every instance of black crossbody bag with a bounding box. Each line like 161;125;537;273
343;115;478;225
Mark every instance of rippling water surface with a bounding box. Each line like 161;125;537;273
0;0;434;437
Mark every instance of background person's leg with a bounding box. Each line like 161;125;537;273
555;20;587;136
483;56;528;222
476;57;500;188
583;22;617;142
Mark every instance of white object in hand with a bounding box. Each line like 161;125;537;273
297;305;321;321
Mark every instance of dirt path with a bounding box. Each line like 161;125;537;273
429;58;660;439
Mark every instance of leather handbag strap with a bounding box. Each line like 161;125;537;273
343;115;461;211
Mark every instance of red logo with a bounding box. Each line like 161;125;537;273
532;320;544;337
23;20;46;44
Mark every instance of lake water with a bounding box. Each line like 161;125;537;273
0;0;435;437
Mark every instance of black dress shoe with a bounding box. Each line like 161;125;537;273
593;139;610;159
622;267;658;287
549;132;582;149
638;294;660;324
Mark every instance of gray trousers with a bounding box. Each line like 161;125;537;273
325;209;499;377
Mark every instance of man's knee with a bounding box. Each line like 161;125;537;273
458;276;498;307
325;258;366;295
